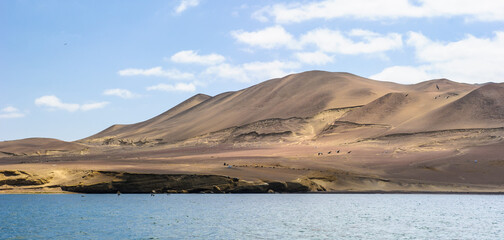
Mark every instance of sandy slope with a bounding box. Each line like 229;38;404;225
85;93;211;144
394;83;504;132
0;138;87;157
81;71;407;144
1;71;504;193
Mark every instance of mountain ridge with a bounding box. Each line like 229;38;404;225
3;70;504;194
81;70;490;145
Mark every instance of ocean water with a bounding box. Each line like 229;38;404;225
1;194;503;239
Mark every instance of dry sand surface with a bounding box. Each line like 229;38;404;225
1;71;504;193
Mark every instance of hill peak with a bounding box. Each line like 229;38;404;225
409;78;475;92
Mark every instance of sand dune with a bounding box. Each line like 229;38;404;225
395;83;504;132
82;71;408;144
0;138;87;157
341;92;413;126
2;71;504;193
341;79;478;129
83;71;493;145
86;93;211;143
408;78;476;92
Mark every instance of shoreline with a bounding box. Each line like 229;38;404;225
2;169;504;195
3;191;504;195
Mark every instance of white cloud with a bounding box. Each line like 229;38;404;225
253;0;504;23
80;102;110;111
2;106;18;113
170;50;225;65
118;67;193;80
294;51;334;65
35;96;79;112
35;95;108;112
243;61;300;80
349;29;380;38
0;106;25;119
205;60;300;82
300;28;403;54
175;0;199;14
103;89;139;99
421;0;504;22
371;31;504;84
204;63;250;82
231;26;402;55
369;66;432;84
146;83;196;92
231;25;298;49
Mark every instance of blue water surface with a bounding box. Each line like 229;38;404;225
1;194;503;239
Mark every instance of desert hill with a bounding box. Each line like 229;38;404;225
0;138;87;157
408;78;475;92
82;71;486;146
341;78;478;128
2;70;504;194
394;83;504;132
82;71;410;145
87;93;211;143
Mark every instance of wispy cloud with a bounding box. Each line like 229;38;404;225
253;0;504;24
118;67;194;80
300;28;402;54
294;51;334;65
170;50;225;65
232;26;402;55
204;60;300;82
35;96;79;112
35;95;109;112
231;26;299;49
370;66;432;84
175;0;200;14
103;89;139;99
371;31;504;84
80;102;110;111
146;83;196;92
0;106;25;119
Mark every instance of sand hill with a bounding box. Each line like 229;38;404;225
2;71;504;194
82;71;487;145
0;138;87;157
394;83;504;132
83;71;408;144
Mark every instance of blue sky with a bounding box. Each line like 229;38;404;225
1;0;504;141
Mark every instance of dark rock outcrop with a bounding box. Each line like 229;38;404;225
60;171;311;193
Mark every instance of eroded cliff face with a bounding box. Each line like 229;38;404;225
0;170;50;186
0;170;313;194
2;169;503;194
61;172;310;193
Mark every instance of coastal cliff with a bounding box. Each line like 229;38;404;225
2;169;503;194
